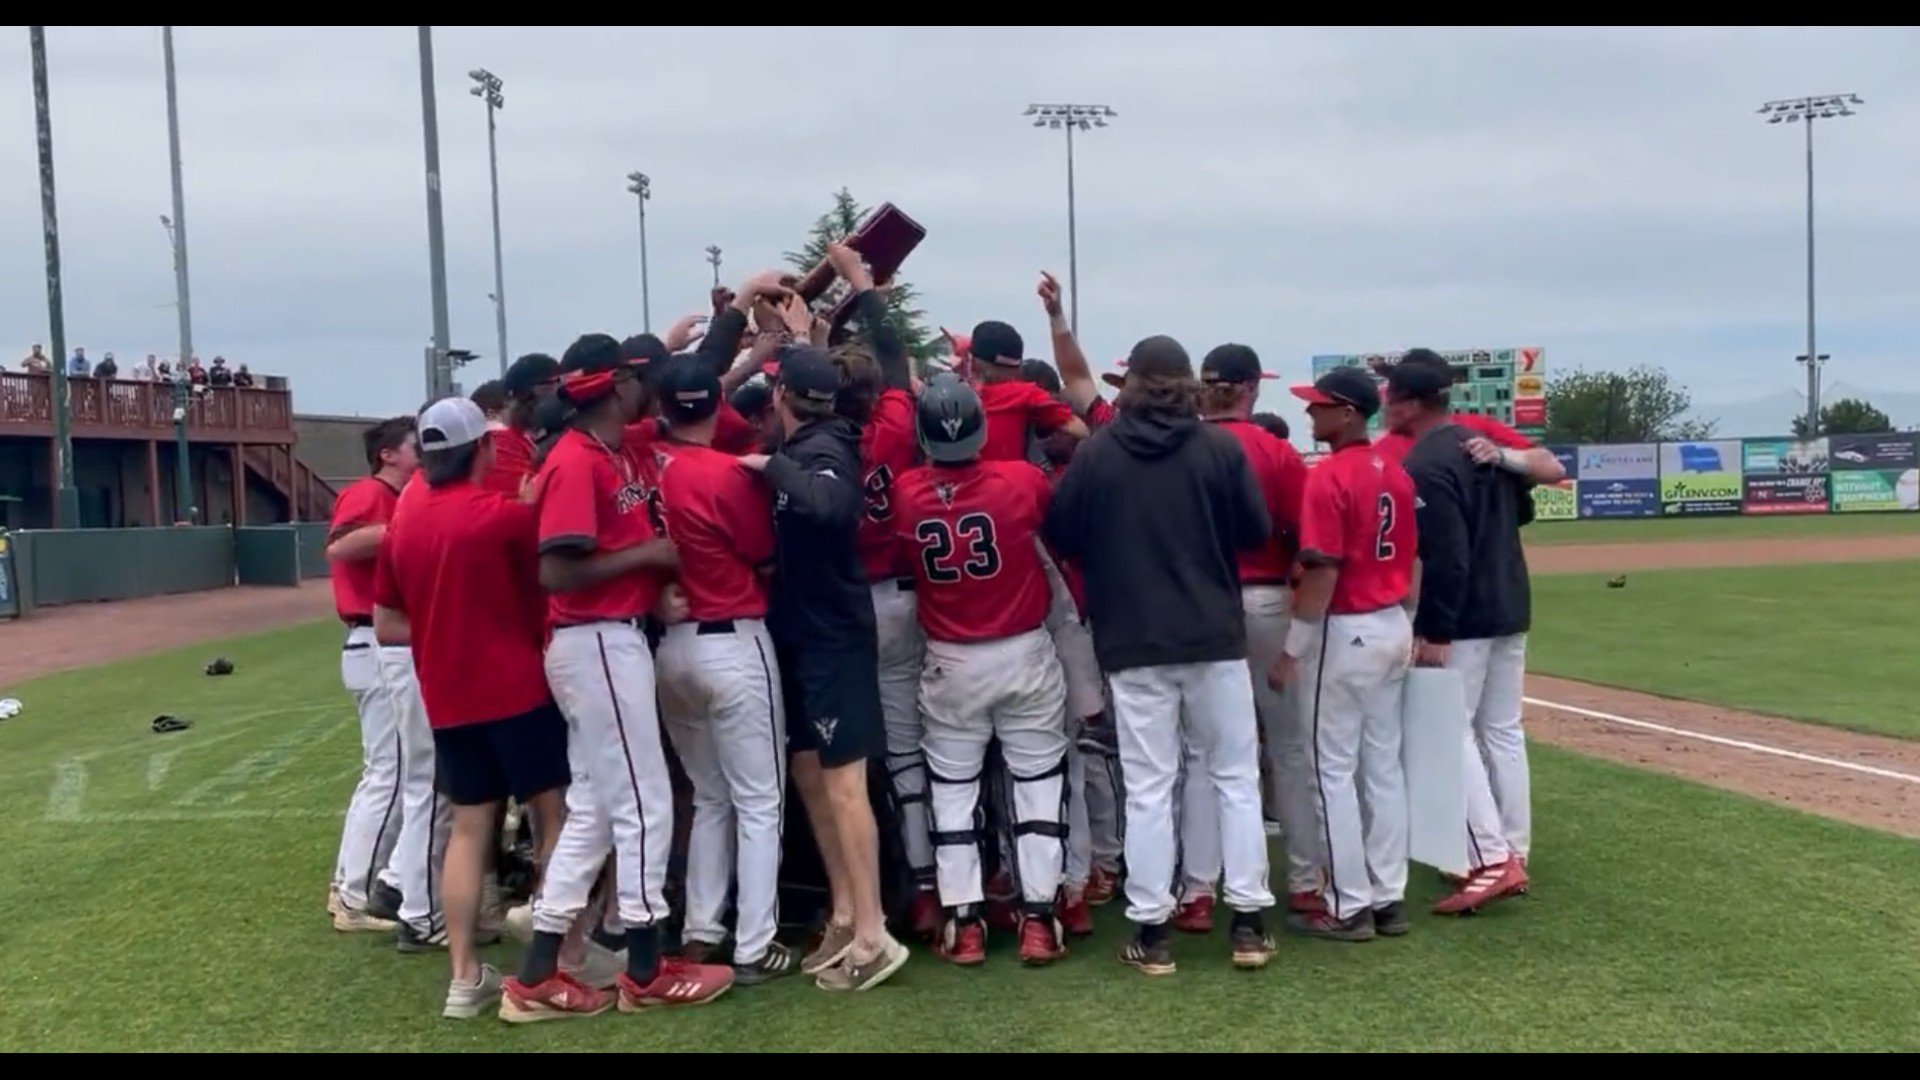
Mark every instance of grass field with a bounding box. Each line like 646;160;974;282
1523;511;1920;546
4;622;1919;1052
1528;560;1920;739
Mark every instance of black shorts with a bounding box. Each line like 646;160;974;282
432;700;571;806
779;640;884;769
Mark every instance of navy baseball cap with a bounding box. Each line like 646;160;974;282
776;344;840;403
559;333;622;375
654;352;722;424
621;334;670;370
1201;344;1273;385
1384;352;1454;400
1125;335;1193;380
729;380;773;418
1290;367;1380;418
502;352;560;395
968;320;1024;367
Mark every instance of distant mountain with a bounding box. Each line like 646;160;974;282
1687;381;1920;438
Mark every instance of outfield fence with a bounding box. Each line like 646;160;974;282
0;523;331;619
1524;434;1920;520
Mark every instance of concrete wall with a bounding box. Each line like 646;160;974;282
294;412;383;489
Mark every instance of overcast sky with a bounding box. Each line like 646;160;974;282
2;25;1916;421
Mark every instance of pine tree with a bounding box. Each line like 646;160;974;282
784;188;940;371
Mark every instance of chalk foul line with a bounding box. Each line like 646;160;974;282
1525;696;1920;786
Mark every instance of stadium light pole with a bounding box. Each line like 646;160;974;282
469;68;509;375
418;28;453;400
705;244;722;289
29;26;80;528
1758;93;1862;438
161;27;197;524
627;172;652;332
1024;103;1115;337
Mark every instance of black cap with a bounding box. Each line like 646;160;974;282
530;393;575;436
1125;335;1193;380
1289;367;1381;418
1384;352;1454;400
1200;344;1271;385
729;381;773;419
559;333;622;375
503;352;560;396
968;320;1024;367
1019;358;1062;395
469;379;508;414
655;353;722;425
776;344;839;403
621;334;670;369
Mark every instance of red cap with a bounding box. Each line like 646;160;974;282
560;368;616;404
1100;359;1129;389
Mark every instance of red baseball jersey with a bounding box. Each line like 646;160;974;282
893;459;1054;643
1212;418;1309;584
977;379;1073;463
1298;441;1417;615
656;440;776;621
373;479;549;729
480;425;538;498
1085;396;1117;430
858;388;918;582
713;402;759;455
327;475;402;622
1374;413;1530;465
534;427;665;624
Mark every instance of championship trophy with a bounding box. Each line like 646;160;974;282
793;202;927;334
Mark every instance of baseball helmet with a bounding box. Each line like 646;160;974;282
915;373;987;465
204;656;234;676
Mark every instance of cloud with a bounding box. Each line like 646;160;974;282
1;25;1916;419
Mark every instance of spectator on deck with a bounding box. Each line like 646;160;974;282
233;363;256;389
68;347;88;377
187;357;207;385
21;345;49;373
209;356;233;386
95;352;119;379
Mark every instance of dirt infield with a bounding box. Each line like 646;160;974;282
1528;532;1920;574
0;583;335;686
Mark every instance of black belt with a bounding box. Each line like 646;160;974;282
552;616;648;631
697;619;736;636
1242;578;1289;588
342;616;373;628
890;577;915;592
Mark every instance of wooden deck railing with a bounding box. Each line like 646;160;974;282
0;372;292;438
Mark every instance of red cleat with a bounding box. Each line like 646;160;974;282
1056;891;1094;938
935;919;987;966
1289;890;1325;915
1432;857;1530;916
498;972;614;1023
1173;894;1215;934
615;957;733;1010
1018;915;1067;966
909;889;942;939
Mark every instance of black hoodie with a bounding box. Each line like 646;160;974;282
1045;408;1271;671
764;416;877;650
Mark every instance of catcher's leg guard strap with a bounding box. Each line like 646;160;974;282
927;763;988;907
1008;755;1069;904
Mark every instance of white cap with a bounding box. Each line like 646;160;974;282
417;396;488;451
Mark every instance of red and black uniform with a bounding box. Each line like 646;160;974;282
1299;442;1416;612
858;387;919;585
656;441;776;622
537;428;666;626
892;459;1054;643
328;476;401;627
373;478;566;805
978;380;1073;464
481;425;539;498
1210;418;1309;585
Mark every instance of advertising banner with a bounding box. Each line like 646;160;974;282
1576;443;1657;481
1660;440;1743;515
1742;474;1829;514
1546;446;1579;479
1830;468;1920;513
1741;437;1830;476
1828;433;1920;471
1577;477;1661;518
1531;481;1577;521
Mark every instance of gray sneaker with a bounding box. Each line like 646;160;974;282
442;964;503;1019
802;923;854;975
815;935;909;992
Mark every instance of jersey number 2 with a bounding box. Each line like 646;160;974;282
1374;492;1397;559
916;514;1001;584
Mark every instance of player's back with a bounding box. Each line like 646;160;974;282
856;387;918;583
1307;442;1416;613
656;440;775;621
1214;417;1306;583
976;379;1068;463
894;459;1052;643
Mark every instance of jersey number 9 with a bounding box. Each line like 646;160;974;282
863;465;894;524
1374;492;1397;560
915;513;1001;584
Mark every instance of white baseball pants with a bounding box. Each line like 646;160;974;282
1467;635;1530;859
534;622;673;934
1084;741;1124;873
1176;727;1222;900
1110;660;1273;925
921;628;1070;909
873;581;933;886
380;647;448;930
1244;584;1323;895
335;626;402;909
1298;606;1413;921
657;618;786;966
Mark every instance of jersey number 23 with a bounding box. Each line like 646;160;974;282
915;514;1001;584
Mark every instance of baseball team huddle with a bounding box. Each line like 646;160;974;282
321;244;1567;1026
